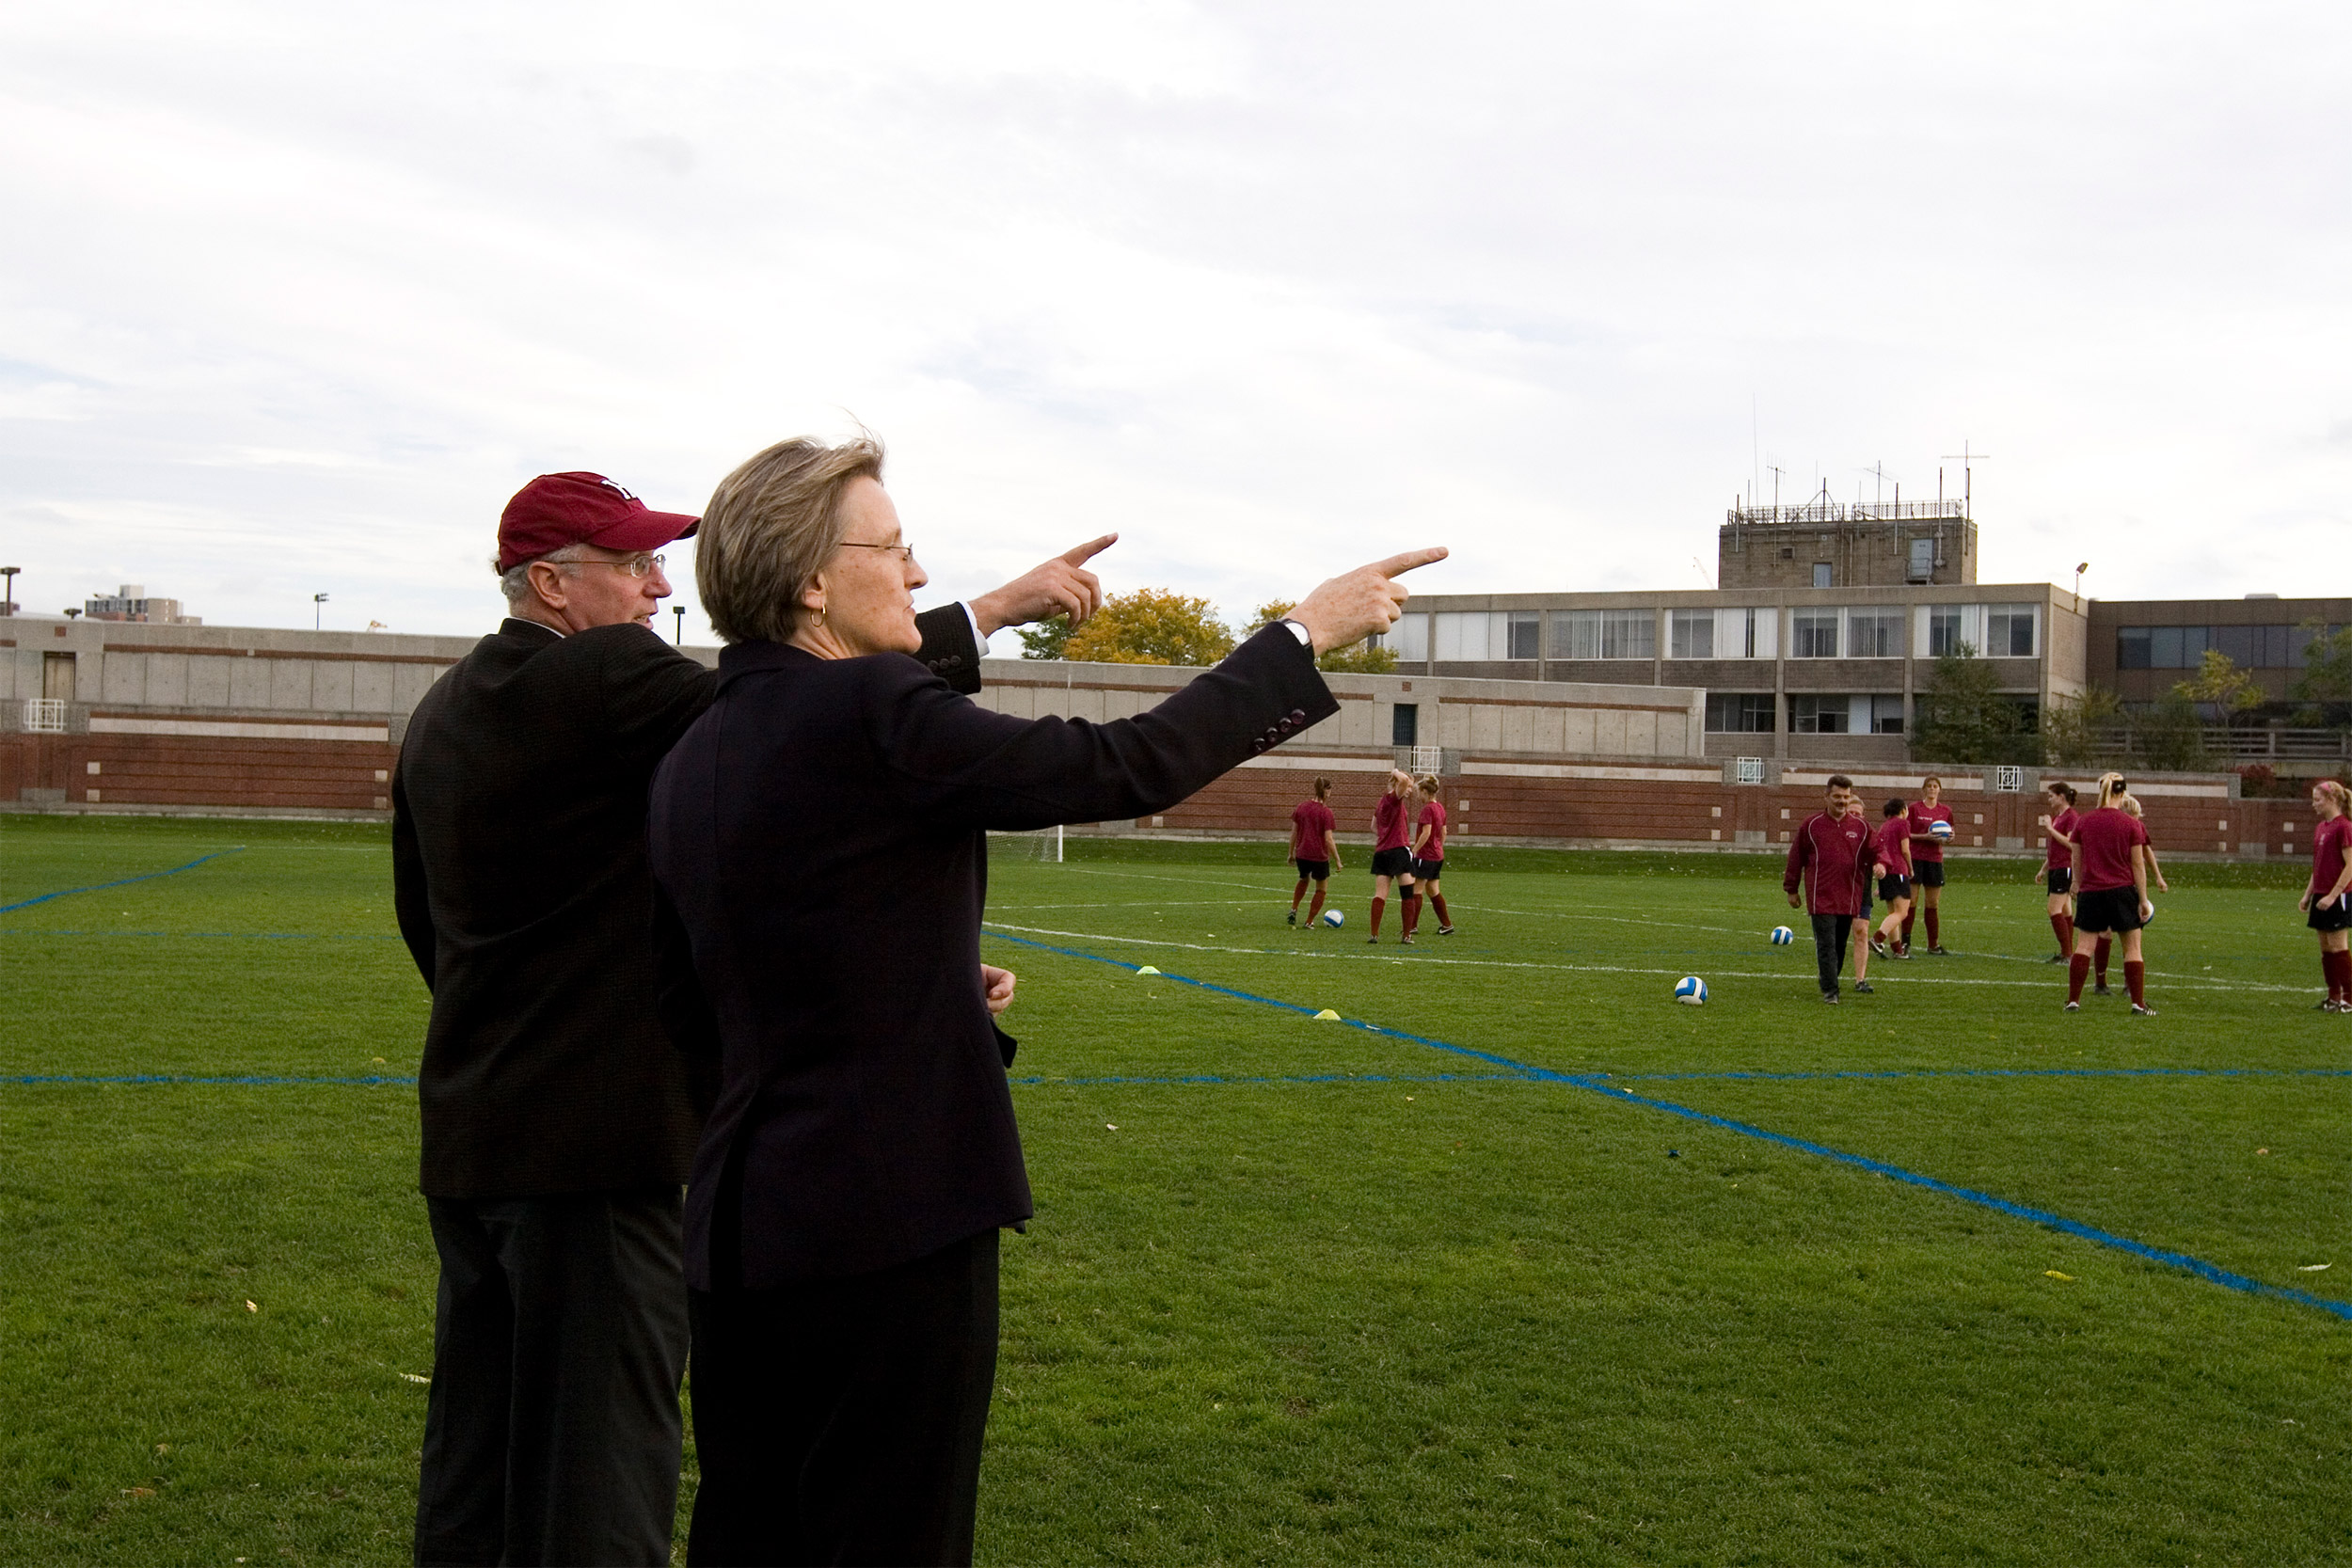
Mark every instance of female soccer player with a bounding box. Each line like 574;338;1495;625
1367;768;1415;942
1845;790;1877;991
2034;782;2080;962
2090;794;2170;993
1287;776;1343;927
2301;779;2352;1011
1399;773;1453;941
1869;798;1914;961
1905;775;1955;955
2065;772;2155;1015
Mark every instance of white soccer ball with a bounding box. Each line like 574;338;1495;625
1674;975;1708;1005
1930;819;1955;841
1770;926;1794;945
1321;909;1345;927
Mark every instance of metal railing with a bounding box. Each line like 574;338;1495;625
2086;725;2352;762
1725;499;1969;527
23;698;68;734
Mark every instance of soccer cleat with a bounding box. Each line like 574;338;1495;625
2063;1001;2080;1012
1853;980;1874;994
2314;999;2341;1011
1286;910;1296;926
2130;1002;2157;1017
1869;935;1888;958
1821;991;1840;1005
1398;935;1415;945
1928;945;1951;957
2093;984;2113;996
2043;952;2068;964
1366;935;1380;944
1438;926;1455;936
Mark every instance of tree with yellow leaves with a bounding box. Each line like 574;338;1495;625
1059;588;1235;666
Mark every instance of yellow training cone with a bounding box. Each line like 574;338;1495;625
1136;966;1160;976
1313;1008;1342;1021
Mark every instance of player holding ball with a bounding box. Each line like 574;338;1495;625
1905;775;1955;954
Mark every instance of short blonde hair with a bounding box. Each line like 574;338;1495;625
2315;779;2349;812
2119;793;2144;818
697;435;885;644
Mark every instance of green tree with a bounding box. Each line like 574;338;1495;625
1247;599;1399;674
1061;588;1235;666
1015;616;1073;659
1913;645;2040;765
2175;649;2264;721
2040;685;2123;769
2134;687;2210;772
2290;621;2352;728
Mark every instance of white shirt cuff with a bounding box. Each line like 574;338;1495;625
963;601;989;656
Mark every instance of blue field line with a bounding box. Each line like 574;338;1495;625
4;1073;416;1086
984;929;2352;1323
1605;1066;2352;1085
0;848;245;914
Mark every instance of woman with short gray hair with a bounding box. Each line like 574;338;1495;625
651;432;1440;1565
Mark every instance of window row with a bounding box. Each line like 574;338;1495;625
1704;693;1907;735
1387;604;2039;663
2114;623;2338;671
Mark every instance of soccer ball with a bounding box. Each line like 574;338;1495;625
1674;975;1708;1005
1321;909;1345;927
1770;926;1794;945
1930;819;1955;841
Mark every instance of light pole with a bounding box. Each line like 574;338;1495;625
672;605;686;645
0;566;18;617
313;593;329;630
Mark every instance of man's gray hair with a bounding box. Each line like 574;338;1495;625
697;435;885;645
495;546;588;606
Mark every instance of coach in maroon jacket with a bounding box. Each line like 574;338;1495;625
649;432;1442;1566
393;471;1115;1567
1784;773;1874;1004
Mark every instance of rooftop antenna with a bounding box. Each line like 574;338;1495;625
1861;460;1896;507
1692;555;1716;589
1940;441;1991;517
1767;462;1786;515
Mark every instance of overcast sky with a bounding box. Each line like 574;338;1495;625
5;2;2347;641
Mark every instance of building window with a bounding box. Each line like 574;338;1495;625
1705;693;1775;733
1791;610;1840;658
1505;610;1541;660
1549;610;1655;660
2118;622;2331;671
1670;609;1714;659
1391;704;1418;746
1986;604;2038;657
2117;626;2151;670
1847;610;1904;658
1869;695;1906;734
1431;611;1490;661
1790;694;1849;734
1812;562;1834;588
1928;606;1964;657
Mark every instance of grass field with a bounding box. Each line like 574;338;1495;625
5;812;2350;1565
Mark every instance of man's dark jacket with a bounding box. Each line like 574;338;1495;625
393;610;981;1198
646;624;1337;1289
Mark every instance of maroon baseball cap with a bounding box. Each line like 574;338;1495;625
497;472;699;573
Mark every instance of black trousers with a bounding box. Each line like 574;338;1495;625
1810;912;1853;994
687;1228;1000;1568
415;1188;689;1567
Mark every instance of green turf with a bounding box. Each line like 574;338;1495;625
5;813;2348;1563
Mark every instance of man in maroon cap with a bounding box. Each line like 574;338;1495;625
393;471;1112;1567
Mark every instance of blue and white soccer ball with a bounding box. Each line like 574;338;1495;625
1930;819;1955;841
1674;975;1708;1006
1321;909;1345;928
1770;926;1794;945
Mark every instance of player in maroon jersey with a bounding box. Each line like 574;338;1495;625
1784;775;1873;1003
1366;768;1415;942
2064;772;2155;1014
1398;773;1454;941
1905;775;1955;955
2090;794;2169;992
1868;798;1915;961
1286;776;1343;928
2034;782;2081;963
2300;780;2352;1010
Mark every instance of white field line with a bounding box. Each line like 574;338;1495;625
981;922;2310;994
1019;865;2300;990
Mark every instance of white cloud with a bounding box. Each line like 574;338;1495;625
3;1;2348;638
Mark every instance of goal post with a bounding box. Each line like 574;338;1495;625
989;825;1064;863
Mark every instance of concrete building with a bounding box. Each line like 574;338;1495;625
2087;594;2350;712
82;584;200;625
1379;579;2085;764
1717;494;1978;592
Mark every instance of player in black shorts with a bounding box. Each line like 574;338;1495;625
1868;799;1914;961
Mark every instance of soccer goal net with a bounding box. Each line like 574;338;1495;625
990;825;1064;863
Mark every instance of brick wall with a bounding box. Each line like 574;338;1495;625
1;732;398;816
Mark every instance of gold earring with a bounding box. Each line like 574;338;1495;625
812;606;827;628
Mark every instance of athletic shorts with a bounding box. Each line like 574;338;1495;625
2074;885;2146;934
2045;865;2073;896
1372;847;1413;879
1413;857;1444;881
1877;874;1911;903
1915;861;1947;888
1294;858;1329;882
2310;895;2352;932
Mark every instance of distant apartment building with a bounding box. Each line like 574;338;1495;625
2086;594;2351;715
84;584;199;626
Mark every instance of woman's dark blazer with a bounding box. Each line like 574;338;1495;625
647;624;1337;1290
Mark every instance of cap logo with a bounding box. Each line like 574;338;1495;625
596;477;639;501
